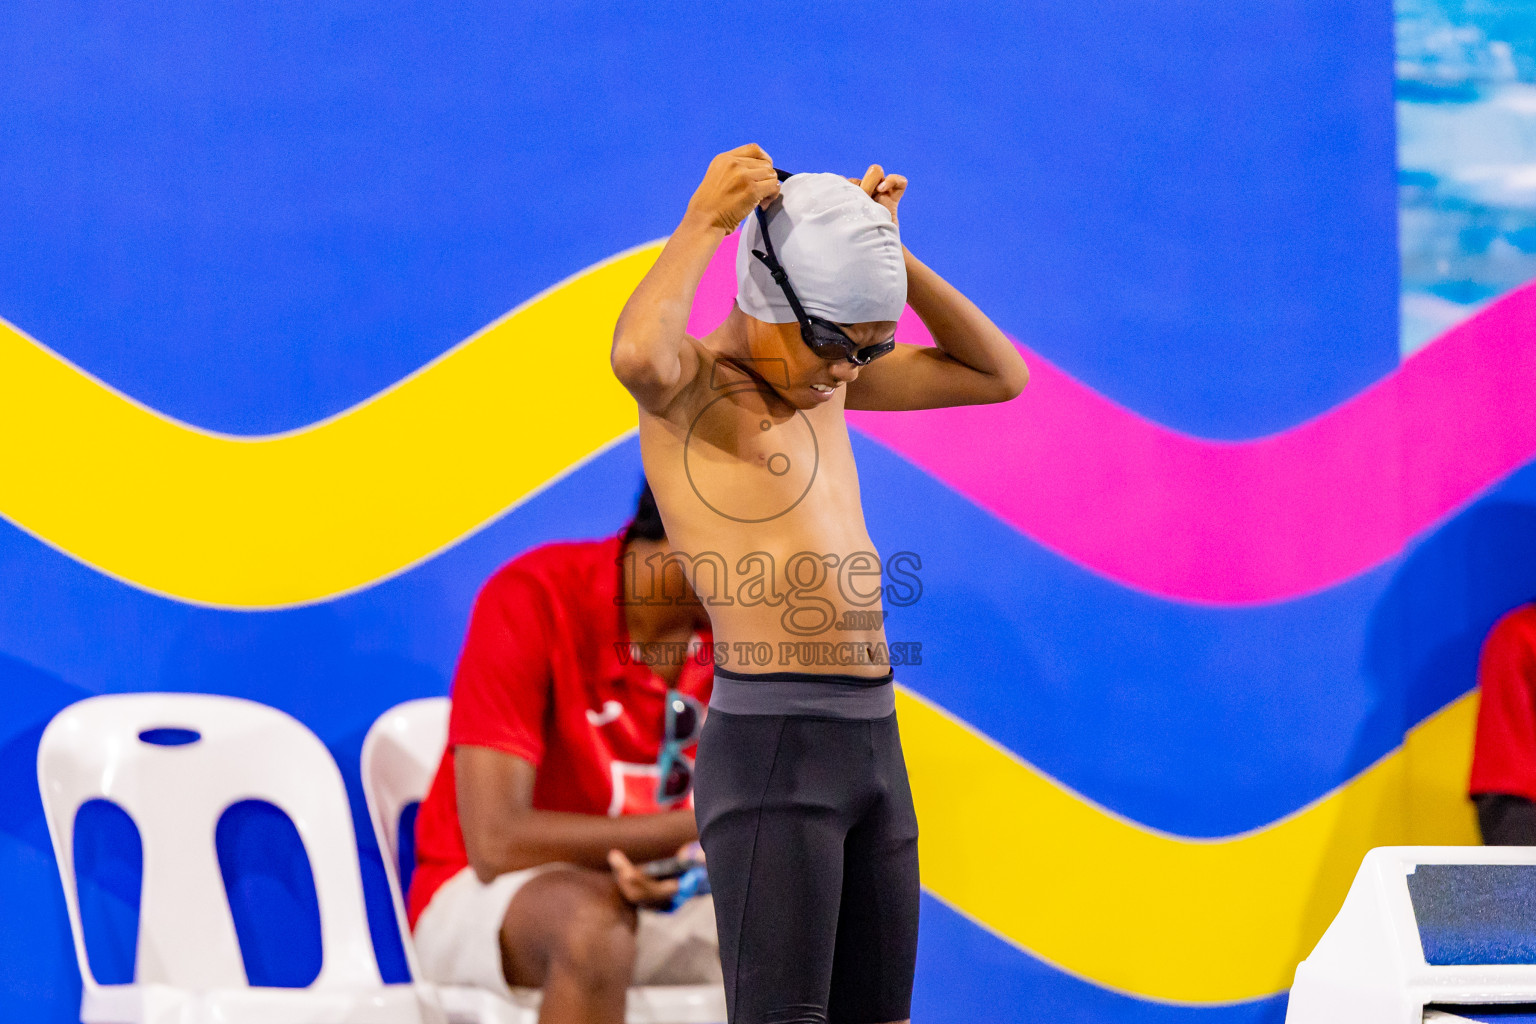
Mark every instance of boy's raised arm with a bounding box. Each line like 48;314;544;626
845;167;1031;412
612;144;780;413
845;252;1029;411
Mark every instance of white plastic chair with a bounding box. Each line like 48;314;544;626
37;692;441;1024
361;697;726;1024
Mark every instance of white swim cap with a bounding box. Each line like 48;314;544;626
736;172;906;326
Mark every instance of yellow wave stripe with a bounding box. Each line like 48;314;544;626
0;242;1484;1003
0;244;661;607
899;686;1479;1003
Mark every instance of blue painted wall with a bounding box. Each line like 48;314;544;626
6;2;1526;1022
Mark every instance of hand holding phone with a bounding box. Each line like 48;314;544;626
639;854;701;880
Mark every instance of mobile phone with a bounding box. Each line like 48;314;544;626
639;855;699;880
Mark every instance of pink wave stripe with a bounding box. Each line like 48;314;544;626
687;233;1536;605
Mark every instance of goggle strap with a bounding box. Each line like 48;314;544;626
753;203;880;363
748;219;815;328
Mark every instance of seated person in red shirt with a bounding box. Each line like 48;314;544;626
1470;602;1536;844
408;482;720;1022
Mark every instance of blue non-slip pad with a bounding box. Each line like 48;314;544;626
1429;1006;1536;1023
1408;865;1536;966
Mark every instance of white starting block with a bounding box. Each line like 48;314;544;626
1288;847;1536;1024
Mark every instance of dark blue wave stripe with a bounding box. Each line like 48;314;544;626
6;584;1289;1020
0;2;1395;438
0;681;1289;1024
0;649;1291;1022
4;438;1536;835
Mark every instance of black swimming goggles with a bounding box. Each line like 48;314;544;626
748;168;897;367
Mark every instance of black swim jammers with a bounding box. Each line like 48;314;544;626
694;668;920;1024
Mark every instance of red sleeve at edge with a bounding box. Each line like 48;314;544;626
1470;607;1536;802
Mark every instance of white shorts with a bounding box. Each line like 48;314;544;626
412;865;722;998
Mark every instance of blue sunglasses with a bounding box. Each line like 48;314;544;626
655;689;703;805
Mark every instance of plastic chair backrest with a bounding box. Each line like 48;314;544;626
360;697;449;968
37;693;383;993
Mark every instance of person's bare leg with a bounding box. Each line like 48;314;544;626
499;868;638;1024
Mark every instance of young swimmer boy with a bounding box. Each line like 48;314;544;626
610;144;1027;1024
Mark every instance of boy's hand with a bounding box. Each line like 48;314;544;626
686;144;782;234
852;164;907;228
608;848;681;909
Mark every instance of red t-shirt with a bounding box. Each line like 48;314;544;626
1470;603;1536;802
407;535;714;928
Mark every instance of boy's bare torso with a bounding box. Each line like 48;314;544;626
639;346;891;677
